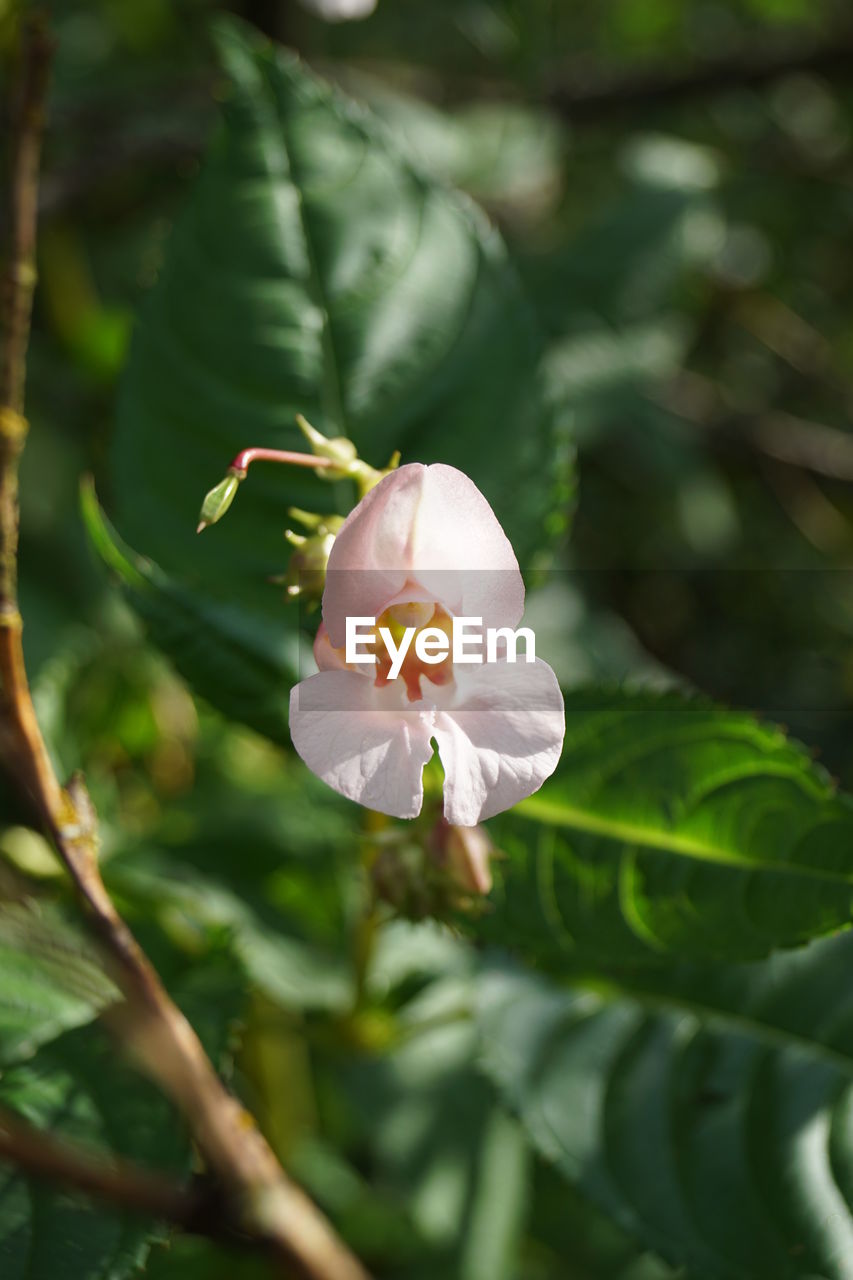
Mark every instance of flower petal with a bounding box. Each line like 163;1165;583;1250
313;622;348;671
312;621;375;676
432;659;565;825
289;670;435;819
323;463;525;646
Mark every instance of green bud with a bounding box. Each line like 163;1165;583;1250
196;471;242;533
283;513;345;598
285;529;337;599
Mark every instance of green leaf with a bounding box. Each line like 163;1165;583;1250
144;1235;271;1280
0;954;245;1280
0;901;117;1067
101;17;570;734
108;847;353;1012
484;686;853;963
99;756;359;1013
334;969;530;1278
0;1027;183;1280
526;1159;684;1280
477;931;853;1280
357;82;565;210
290;1139;425;1272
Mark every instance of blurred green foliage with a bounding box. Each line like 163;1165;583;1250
4;0;853;1277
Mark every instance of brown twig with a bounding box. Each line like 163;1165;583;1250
0;22;50;420
0;15;61;816
0;21;367;1280
0;1105;204;1227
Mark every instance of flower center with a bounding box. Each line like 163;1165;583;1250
374;601;454;702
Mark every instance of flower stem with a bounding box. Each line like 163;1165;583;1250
228;447;336;478
197;449;339;533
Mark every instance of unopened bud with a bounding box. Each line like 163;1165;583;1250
284;514;345;599
431;819;494;896
196;470;243;533
369;818;495;920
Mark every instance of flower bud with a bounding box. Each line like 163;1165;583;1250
283;513;345;599
430;818;494;895
196;470;242;533
369;819;495;920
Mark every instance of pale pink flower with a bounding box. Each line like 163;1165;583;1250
289;464;565;826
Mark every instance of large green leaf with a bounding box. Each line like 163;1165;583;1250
477;931;853;1280
101;17;569;735
0;901;117;1068
484;686;853;963
525;1161;685;1280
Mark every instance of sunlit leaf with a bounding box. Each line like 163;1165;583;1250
485;686;853;963
478;932;853;1280
0;902;117;1068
